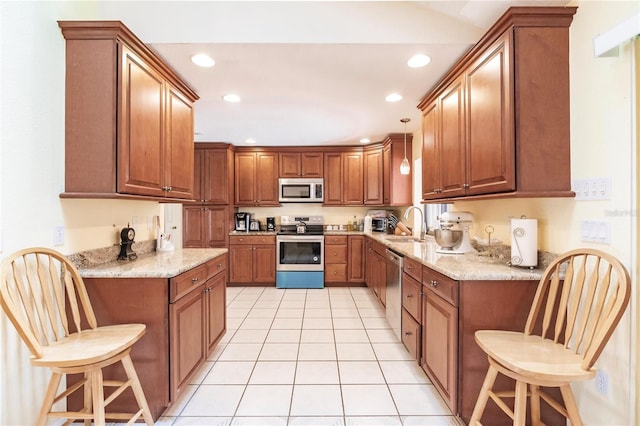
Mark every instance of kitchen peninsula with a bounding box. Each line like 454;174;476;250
72;248;228;420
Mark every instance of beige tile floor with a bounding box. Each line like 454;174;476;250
154;286;462;426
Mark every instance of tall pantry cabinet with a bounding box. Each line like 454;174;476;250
183;143;235;248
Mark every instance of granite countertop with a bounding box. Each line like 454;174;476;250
77;248;228;279
326;231;550;281
369;234;549;281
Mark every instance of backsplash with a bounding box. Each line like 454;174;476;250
67;240;157;268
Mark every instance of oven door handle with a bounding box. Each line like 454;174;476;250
277;236;324;242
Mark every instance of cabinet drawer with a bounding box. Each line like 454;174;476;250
422;266;458;307
402;272;422;322
208;254;227;277
325;245;348;264
371;240;386;257
230;235;275;245
325;235;348;245
403;257;423;282
401;309;421;361
325;263;347;281
170;263;209;303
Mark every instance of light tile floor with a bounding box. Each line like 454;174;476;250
154;286;462;426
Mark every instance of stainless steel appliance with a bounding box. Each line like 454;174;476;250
435;211;477;254
385;249;404;341
276;215;324;288
371;217;388;232
234;212;251;232
279;178;324;203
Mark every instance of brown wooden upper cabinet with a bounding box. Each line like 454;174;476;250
193;144;234;204
418;7;577;202
324;151;363;205
279;152;323;177
382;135;413;206
58;21;198;201
234;151;279;206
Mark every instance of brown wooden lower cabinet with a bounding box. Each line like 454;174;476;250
365;238;387;304
417;265;564;425
229;235;276;285
68;254;227;420
325;235;365;285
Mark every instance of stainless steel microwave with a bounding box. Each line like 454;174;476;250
279;178;324;203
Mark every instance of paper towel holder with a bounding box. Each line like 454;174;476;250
509;215;538;269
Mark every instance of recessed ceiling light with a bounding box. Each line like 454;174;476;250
408;54;431;68
245;138;256;144
223;94;241;103
360;138;370;144
385;93;402;102
190;53;215;67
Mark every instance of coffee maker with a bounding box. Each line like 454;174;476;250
266;217;276;231
235;212;251;232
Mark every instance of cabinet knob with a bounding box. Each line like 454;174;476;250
405;332;412;336
430;280;438;287
217;263;222;269
463;184;469;189
406;294;413;298
239;238;244;242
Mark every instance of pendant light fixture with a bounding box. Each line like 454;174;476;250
400;117;411;175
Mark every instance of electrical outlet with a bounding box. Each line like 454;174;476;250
595;369;609;395
53;226;65;246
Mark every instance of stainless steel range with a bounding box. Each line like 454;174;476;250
276;215;324;289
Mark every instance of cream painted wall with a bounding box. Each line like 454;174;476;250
0;2;166;424
442;2;638;424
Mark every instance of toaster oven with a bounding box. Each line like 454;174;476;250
371;217;388;232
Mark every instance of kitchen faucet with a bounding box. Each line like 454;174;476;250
403;206;426;241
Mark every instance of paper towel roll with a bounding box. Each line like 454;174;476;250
510;218;538;267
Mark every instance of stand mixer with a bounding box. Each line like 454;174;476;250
435;211;477;254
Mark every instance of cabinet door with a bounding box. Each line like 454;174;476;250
466;32;515;195
347;236;365;283
205;272;226;355
382;144;391;204
207;206;230;248
192;149;204;202
253;245;276;283
439;76;467;198
323;153;343;205
170;285;206;397
364;148;383;205
300;152;323;177
402;309;421;361
422;290;458;412
183;206;206;248
165;85;194;199
203;149;230;204
235;153;256;205
421;101;440;200
376;253;387;306
229;245;254;283
118;45;165;197
342;152;364;205
279;153;301;177
365;241;373;290
256;153;279;205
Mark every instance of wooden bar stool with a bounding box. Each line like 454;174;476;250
469;248;631;425
0;247;154;425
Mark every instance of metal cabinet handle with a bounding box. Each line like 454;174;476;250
463;184;469;189
191;277;199;283
217;263;222;269
406;294;413;298
405;331;412;336
430;280;438;287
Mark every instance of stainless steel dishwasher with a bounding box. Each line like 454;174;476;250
385;249;404;341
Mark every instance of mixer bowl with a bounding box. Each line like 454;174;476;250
434;229;463;250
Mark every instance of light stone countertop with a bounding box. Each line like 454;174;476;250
325;230;549;281
77;248;228;279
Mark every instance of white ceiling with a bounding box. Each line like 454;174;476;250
95;1;569;146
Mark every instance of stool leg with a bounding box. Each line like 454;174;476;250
560;384;583;426
121;354;155;425
514;380;527;426
83;371;92;426
37;372;62;426
530;385;542;426
90;369;105;426
470;363;499;425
